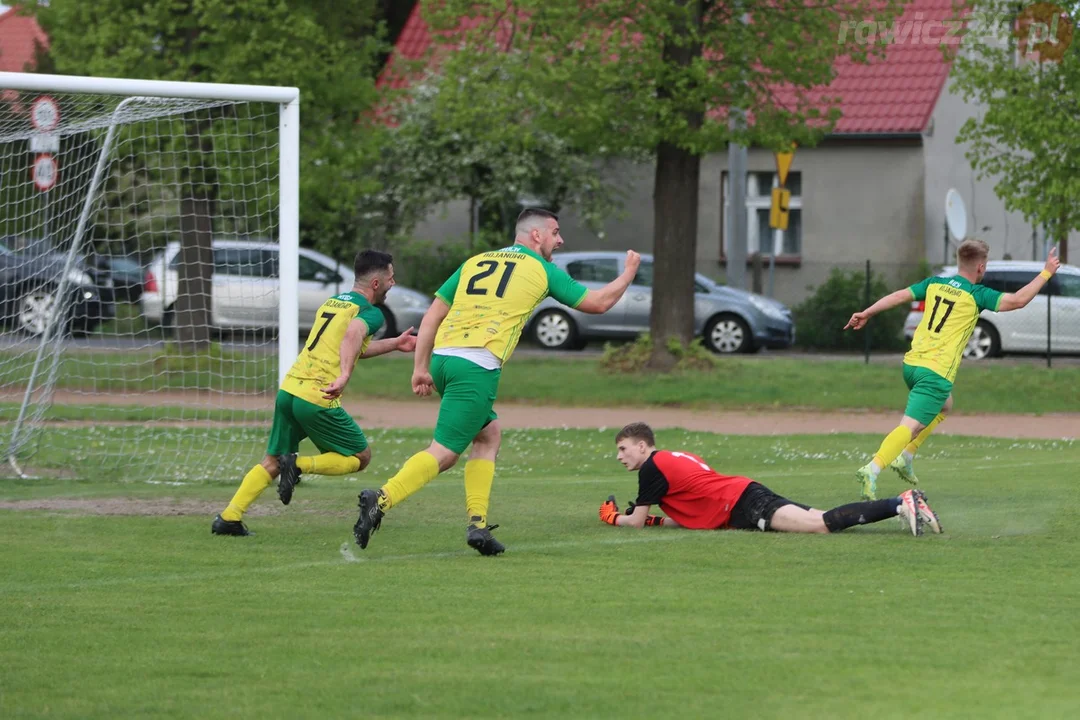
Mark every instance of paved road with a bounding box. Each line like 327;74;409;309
2;333;1079;366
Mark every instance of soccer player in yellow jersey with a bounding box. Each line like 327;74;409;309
353;208;641;555
212;250;417;536
844;240;1059;500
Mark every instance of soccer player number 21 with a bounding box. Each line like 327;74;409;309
466;260;517;298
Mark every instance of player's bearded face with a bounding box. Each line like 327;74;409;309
374;266;395;303
538;222;563;261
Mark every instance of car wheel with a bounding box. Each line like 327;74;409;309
964;320;1000;360
704;314;752;354
17;287;67;338
374;304;396;340
532;309;580;350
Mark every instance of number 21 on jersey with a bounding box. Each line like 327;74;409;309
466;260;517;298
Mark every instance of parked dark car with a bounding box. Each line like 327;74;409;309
526;251;795;353
92;254;145;303
0;239;115;337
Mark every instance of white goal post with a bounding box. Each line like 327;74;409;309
0;71;299;480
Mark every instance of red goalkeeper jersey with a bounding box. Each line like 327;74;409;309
635;450;753;529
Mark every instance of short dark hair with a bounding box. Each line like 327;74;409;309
354;249;393;279
516;207;558;226
957;238;989;266
615;422;655;447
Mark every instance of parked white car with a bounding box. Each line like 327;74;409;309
141;240;431;338
904;260;1080;359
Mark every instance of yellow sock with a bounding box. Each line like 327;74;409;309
871;426;914;471
221;464;273;521
296;453;361;476
380;451;440;510
464;459;495;526
905;414;946;456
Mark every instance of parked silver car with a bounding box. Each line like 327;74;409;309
903;260;1080;359
526;251;795;353
141;240;430;338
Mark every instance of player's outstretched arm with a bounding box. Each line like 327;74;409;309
359;327;417;359
322;320;369;400
999;247;1059;312
843;288;913;331
599;497;674;528
576;250;642;314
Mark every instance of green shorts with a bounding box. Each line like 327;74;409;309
902;364;953;426
431;354;501;454
267;390;368;456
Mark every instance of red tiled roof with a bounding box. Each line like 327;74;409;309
380;0;955;135
0;6;48;73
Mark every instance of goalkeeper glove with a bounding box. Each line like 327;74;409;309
645;515;665;527
599;495;620;525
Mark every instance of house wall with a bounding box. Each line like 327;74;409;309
410;143;928;307
924;74;1080;265
557;143;926;307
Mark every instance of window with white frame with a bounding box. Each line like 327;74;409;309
721;171;802;258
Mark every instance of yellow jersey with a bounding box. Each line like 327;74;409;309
904;275;1002;382
434;245;588;363
279;291;385;408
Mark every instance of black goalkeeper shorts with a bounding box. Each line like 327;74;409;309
727;482;810;531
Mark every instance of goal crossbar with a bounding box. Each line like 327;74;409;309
0;72;298;104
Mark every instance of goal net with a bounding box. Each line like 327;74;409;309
0;73;299;481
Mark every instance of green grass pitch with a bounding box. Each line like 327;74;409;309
2;427;1079;718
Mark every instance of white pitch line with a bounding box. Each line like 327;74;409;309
471;457;1080;487
0;532;704;596
337;531;698;564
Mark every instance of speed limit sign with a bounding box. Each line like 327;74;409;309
30;95;60;132
32;153;58;192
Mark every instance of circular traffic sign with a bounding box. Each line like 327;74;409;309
32;153;58;192
30;95;60;132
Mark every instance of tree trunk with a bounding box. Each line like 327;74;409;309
175;194;214;353
645;0;705;370
647;142;701;370
175;117;217;353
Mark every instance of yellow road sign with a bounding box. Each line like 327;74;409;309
770;187;791;230
775;150;795;187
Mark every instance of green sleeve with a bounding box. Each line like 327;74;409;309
972;284;1003;312
435;265;463;305
545;263;589;308
908;277;931;302
357;306;385;337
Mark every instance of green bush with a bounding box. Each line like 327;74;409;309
599;334;716;374
392;232;506;296
793;267;908;351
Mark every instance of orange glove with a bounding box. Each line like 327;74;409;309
645;515;665;527
599;495;620;525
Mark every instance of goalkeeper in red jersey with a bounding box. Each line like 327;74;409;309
599;422;941;536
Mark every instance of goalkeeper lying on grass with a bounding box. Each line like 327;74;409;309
599;422;942;537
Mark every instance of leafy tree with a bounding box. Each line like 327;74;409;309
366;79;640;250
793;268;907;352
422;0;904;368
949;1;1080;263
25;0;386;350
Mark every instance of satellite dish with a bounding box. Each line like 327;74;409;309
945;188;967;242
